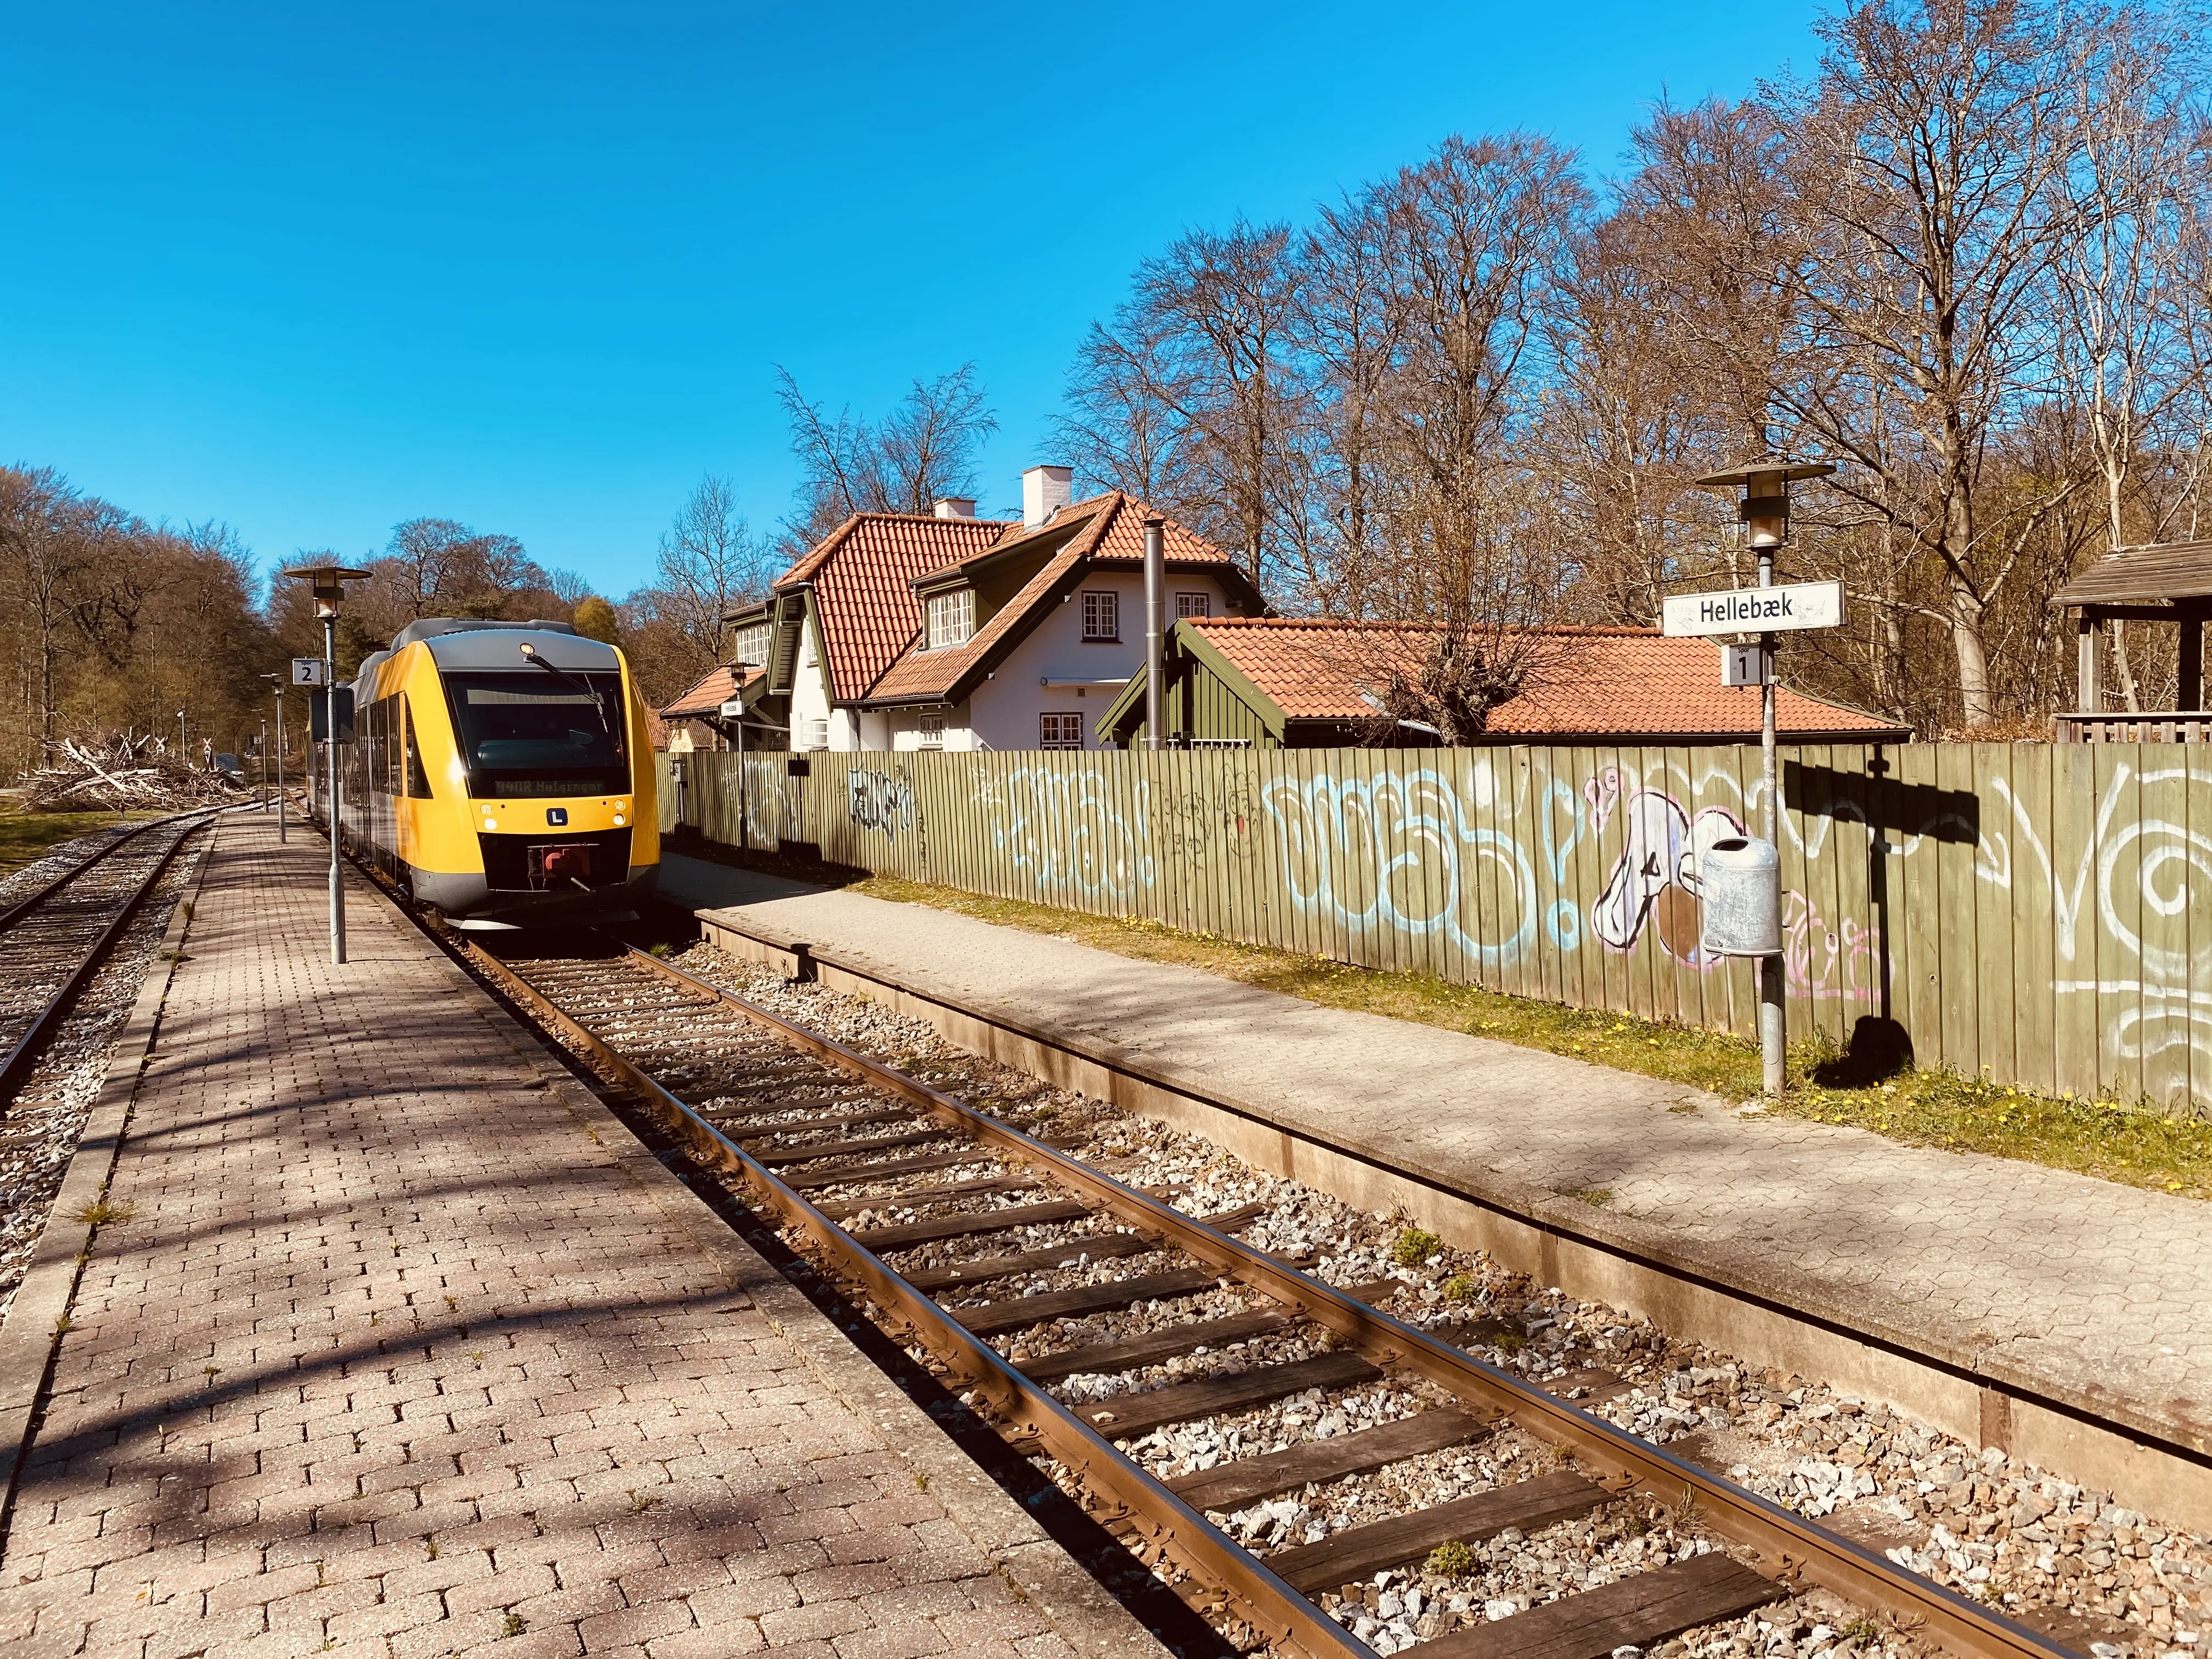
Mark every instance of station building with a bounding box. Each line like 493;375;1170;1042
719;466;1263;754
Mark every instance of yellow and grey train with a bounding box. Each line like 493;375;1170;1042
325;617;660;926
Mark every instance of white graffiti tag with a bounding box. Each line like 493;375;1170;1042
1588;786;1745;962
1262;767;1535;968
975;766;1155;898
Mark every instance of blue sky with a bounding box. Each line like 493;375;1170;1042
0;2;1826;600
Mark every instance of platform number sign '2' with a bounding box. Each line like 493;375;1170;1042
291;657;328;687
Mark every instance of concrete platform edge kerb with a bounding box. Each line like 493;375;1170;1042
0;811;225;1536
692;905;2212;1536
348;856;1169;1659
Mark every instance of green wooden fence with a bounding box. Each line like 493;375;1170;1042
659;743;2212;1116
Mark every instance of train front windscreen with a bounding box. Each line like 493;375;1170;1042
443;670;630;799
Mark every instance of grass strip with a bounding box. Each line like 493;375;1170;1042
678;838;2212;1202
0;801;167;877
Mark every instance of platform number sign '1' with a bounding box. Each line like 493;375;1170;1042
292;657;328;687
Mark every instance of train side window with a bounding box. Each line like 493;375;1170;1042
403;701;433;798
368;697;386;795
377;696;394;795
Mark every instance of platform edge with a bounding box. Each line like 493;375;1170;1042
0;811;226;1538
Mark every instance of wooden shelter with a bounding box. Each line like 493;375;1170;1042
2052;540;2212;741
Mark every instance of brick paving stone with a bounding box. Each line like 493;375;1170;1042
0;814;1121;1657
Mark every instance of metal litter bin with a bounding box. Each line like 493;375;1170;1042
1700;836;1781;956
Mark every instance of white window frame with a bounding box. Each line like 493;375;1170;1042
917;712;945;749
730;623;771;667
926;589;974;650
1081;590;1119;641
1175;591;1210;619
1040;712;1084;750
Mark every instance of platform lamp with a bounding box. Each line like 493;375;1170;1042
259;672;288;843
1690;456;1835;1096
281;563;371;964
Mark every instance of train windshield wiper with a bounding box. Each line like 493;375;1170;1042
516;642;611;734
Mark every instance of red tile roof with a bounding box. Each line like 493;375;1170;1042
1188;618;1910;740
769;513;1011;701
659;663;761;719
866;493;1247;704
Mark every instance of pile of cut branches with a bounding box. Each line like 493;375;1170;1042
18;738;247;812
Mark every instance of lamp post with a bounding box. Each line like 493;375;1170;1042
261;673;289;843
280;565;370;964
1142;516;1166;750
1690;456;1835;1097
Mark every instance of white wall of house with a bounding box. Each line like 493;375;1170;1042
789;626;836;751
881;704;974;751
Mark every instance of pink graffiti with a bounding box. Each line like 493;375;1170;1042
1781;890;1891;1004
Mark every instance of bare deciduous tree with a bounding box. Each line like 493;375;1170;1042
774;364;998;549
654;473;773;664
1772;0;2108;726
1060;220;1297;585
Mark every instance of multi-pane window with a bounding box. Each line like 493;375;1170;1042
1040;713;1084;749
1175;591;1210;619
926;589;975;650
1081;590;1119;640
730;623;770;667
918;712;945;749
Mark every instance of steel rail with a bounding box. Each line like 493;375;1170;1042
600;943;2081;1659
0;811;218;1098
0;812;184;935
455;935;1368;1659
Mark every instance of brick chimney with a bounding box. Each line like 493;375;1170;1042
1022;465;1073;528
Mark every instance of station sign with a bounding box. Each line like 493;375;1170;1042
718;698;744;718
1661;580;1844;637
1719;642;1773;687
291;657;328;686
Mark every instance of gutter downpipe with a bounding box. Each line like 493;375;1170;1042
1143;516;1166;751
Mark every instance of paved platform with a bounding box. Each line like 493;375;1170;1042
658;854;2212;1508
0;814;1161;1659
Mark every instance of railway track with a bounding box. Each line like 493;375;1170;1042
0;811;218;1100
445;930;2079;1659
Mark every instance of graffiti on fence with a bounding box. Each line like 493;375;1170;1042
846;767;918;839
1262;765;1536;967
1159;783;1257;861
672;745;2212;1110
1585;769;1744;963
1999;760;2212;1068
975;765;1154;898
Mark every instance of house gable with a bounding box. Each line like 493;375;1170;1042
862;494;1257;711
